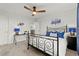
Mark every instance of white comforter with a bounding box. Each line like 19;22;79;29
29;33;68;56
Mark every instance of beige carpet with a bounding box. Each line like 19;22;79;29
66;49;78;56
0;41;78;56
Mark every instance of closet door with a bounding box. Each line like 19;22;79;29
0;16;8;45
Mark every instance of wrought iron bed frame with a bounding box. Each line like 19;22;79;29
27;25;67;56
27;33;59;56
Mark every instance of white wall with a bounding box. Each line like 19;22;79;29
0;14;33;45
30;18;41;34
36;5;77;35
0;15;8;45
8;15;33;44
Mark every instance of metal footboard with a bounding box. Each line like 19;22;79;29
27;32;59;56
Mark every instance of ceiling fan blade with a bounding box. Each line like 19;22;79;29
24;6;32;11
36;10;46;12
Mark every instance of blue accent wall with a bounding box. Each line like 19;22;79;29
77;3;79;55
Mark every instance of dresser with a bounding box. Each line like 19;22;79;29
67;36;77;51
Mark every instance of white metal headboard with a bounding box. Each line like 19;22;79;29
47;25;67;33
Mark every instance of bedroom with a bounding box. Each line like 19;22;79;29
0;3;77;56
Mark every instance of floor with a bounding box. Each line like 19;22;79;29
0;41;78;56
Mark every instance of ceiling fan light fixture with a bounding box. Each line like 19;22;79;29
24;5;46;16
32;11;36;15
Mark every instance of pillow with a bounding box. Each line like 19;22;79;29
46;31;57;36
46;31;64;38
50;32;57;37
58;32;64;38
46;32;50;36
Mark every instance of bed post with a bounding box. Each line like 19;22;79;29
57;32;59;56
47;26;48;32
66;24;67;32
27;31;30;49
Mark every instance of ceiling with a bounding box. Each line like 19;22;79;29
0;3;77;18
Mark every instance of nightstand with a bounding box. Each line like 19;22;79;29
67;36;77;51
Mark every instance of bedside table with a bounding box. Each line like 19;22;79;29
67;36;77;51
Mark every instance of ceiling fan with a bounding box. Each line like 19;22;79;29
24;5;46;16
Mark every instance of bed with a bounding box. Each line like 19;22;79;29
27;25;68;56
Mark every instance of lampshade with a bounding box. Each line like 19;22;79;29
69;27;76;32
14;28;20;32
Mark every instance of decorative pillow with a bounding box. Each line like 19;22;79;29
46;31;64;38
46;32;50;36
50;32;57;37
58;32;64;38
